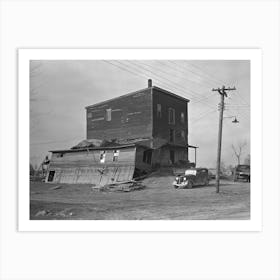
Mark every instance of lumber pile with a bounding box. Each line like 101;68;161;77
92;181;145;192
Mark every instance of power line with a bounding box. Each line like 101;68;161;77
103;60;246;124
120;60;217;109
167;61;219;88
140;60;214;97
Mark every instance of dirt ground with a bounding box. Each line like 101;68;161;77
30;172;250;220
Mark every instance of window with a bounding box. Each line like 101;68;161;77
169;129;175;143
47;170;55;182
87;112;92;118
113;150;119;162
168;108;175;124
180;112;185;123
181;129;186;140
100;151;106;163
170;150;175;164
105;108;112;121
157;104;162;118
143;150;152;164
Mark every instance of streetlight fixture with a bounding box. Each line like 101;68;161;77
224;115;239;123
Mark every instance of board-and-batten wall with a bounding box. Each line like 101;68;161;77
47;147;136;185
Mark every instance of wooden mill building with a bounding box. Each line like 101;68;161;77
46;79;197;185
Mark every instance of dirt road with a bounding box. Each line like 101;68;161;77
30;173;250;220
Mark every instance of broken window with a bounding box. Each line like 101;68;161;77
47;170;55;182
180;112;185;123
169;128;175;143
143;150;152;164
113;150;119;162
100;151;106;163
105;109;112;121
157;103;162;118
168;108;175;124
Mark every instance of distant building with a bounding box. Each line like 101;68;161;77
46;80;197;184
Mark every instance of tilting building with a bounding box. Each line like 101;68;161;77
46;79;197;184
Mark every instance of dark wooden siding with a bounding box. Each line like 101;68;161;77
152;88;189;147
86;89;153;140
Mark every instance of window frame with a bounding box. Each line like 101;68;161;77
105;108;112;121
157;103;162;118
180;112;185;123
168;107;175;125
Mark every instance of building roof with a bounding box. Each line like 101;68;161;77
49;143;137;153
85;85;190;109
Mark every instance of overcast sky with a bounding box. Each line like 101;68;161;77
30;60;250;168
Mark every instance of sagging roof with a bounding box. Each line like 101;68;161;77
49;143;137;153
85;85;190;109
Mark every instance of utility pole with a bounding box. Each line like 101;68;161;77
212;86;236;193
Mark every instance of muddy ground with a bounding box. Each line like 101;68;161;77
30;172;250;220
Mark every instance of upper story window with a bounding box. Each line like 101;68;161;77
180;112;185;123
181;129;186;140
87;112;92;118
168;108;175;125
105;109;112;121
157;104;162;118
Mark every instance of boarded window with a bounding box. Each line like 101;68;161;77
105;109;112;121
157;104;162;118
168;108;175;124
180;112;185;123
169;128;175;143
100;151;106;163
113;150;119;162
143;150;152;164
87;112;92;118
47;170;55;182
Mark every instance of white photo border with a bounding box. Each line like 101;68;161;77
18;48;262;232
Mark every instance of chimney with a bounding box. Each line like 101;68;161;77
148;79;152;87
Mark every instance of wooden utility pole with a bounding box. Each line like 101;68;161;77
212;86;236;193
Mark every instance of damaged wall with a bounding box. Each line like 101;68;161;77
46;146;136;185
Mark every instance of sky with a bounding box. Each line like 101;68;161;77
30;60;250;168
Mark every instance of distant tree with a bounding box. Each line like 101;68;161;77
232;141;247;165
220;161;227;173
30;164;35;176
244;154;250;165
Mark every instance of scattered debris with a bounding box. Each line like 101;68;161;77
92;181;145;192
35;210;50;217
50;185;63;190
54;209;74;217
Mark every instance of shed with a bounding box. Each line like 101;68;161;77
46;144;146;185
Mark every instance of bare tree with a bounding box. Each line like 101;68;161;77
232;141;247;165
244;154;250;165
